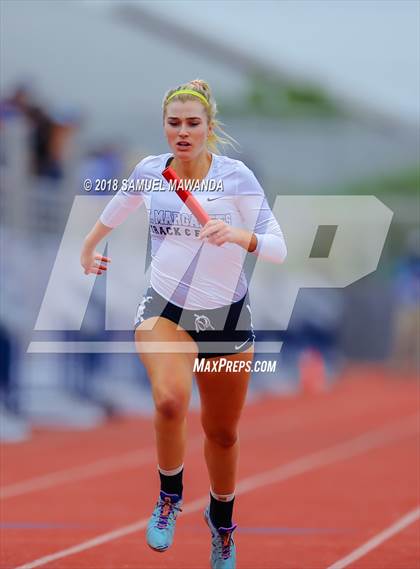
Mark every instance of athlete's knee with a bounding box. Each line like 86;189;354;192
204;426;238;448
154;389;189;421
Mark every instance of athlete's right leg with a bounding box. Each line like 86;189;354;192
135;316;198;470
135;316;198;551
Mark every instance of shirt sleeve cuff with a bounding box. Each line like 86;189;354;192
251;233;262;255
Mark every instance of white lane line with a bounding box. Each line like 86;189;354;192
3;375;411;501
0;402;325;500
12;415;418;569
0;449;153;500
0;436;199;501
236;414;418;494
326;507;420;569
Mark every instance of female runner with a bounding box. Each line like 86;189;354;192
80;79;287;569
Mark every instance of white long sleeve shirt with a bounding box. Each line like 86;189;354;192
100;153;287;309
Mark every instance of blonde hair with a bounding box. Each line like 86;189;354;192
162;79;239;154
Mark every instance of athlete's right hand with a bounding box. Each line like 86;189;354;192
80;247;111;276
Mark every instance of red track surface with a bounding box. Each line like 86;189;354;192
1;367;419;569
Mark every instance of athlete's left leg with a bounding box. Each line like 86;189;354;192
196;346;254;566
194;345;254;495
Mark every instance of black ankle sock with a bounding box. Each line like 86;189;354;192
209;493;235;528
159;467;183;497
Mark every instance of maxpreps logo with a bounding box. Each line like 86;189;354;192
150;209;232;237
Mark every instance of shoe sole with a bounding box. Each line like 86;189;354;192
147;504;182;553
147;543;168;553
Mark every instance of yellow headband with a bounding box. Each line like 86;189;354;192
166;89;209;107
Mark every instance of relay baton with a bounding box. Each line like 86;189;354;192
162;166;211;226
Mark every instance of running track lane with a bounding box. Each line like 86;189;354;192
1;369;418;568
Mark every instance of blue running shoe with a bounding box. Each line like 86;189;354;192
146;491;183;552
204;506;237;569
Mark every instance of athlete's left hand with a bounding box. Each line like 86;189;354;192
199;219;243;247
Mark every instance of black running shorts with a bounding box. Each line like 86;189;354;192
134;286;255;360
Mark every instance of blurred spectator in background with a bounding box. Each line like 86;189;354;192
1;84;81;180
391;228;420;374
0;83;32;116
26;105;58;178
0;321;13;411
0;321;30;442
